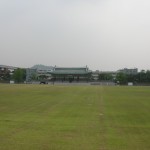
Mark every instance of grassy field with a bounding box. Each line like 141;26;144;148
0;84;150;150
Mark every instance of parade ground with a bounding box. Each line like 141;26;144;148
0;84;150;150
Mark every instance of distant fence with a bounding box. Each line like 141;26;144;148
90;82;115;86
134;83;150;86
0;81;10;84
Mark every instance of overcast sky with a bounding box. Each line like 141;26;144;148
0;0;150;71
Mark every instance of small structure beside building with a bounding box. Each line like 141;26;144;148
10;81;15;84
128;82;133;86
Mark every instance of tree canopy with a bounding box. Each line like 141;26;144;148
13;68;26;83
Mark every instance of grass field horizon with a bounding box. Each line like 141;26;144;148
0;84;150;150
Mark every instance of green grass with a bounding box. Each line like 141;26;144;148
0;84;150;150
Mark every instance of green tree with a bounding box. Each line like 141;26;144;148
31;73;37;80
138;70;146;83
146;70;150;82
99;73;113;81
13;68;26;83
116;72;127;85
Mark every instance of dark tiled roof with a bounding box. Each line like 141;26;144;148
52;67;92;75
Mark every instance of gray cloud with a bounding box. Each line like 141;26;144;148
0;0;150;71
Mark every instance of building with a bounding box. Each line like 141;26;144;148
92;70;100;81
26;65;53;82
0;65;18;81
26;68;37;82
118;68;138;75
51;66;92;82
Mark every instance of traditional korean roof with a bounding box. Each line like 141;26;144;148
51;67;92;75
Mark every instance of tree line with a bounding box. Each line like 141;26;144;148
1;68;150;84
0;68;26;83
99;70;150;85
